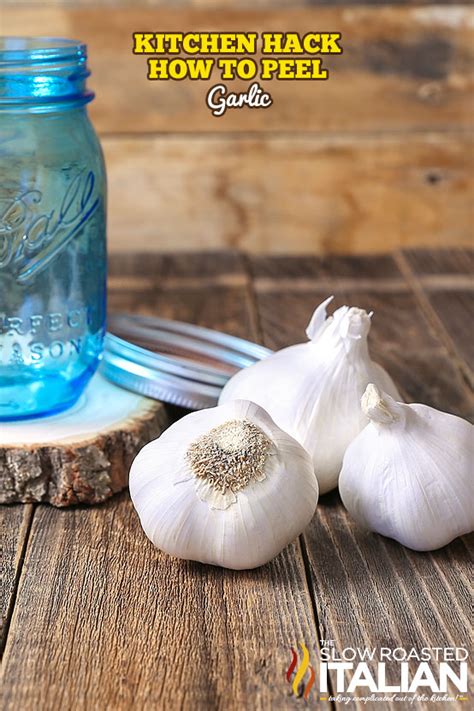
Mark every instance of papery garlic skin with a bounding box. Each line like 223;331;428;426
219;297;401;494
339;384;474;551
129;399;318;570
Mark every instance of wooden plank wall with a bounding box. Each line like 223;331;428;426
3;2;474;254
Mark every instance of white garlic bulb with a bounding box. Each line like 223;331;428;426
339;384;474;551
219;297;401;494
129;399;318;569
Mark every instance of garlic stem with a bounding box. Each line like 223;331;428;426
361;384;405;426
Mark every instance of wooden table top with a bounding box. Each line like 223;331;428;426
2;248;473;711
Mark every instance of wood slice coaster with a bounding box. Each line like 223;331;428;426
0;373;168;507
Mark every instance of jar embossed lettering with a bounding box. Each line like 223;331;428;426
0;38;106;419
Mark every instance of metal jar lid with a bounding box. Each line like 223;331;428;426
101;313;272;410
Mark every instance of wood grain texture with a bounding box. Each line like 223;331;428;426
400;249;474;379
249;251;474;709
5;1;468;6
2;5;472;255
318;280;473;710
402;248;474;276
1;496;323;711
249;254;474;415
422;290;474;367
2;6;473;134
2;254;326;711
304;495;473;711
2;251;472;710
0;390;168;507
103;133;474;254
0;505;33;655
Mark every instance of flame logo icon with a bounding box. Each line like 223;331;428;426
286;643;315;700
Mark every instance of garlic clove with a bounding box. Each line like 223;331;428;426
219;298;402;494
339;384;474;551
129;399;318;569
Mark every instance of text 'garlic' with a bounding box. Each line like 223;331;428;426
219;297;401;494
130;400;318;569
339;384;474;551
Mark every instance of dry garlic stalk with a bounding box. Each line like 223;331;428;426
129;400;318;569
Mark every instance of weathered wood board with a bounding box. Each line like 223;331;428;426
0;505;33;654
102;133;474;254
3;5;472;254
400;248;474;384
3;6;473;134
5;0;468;6
248;249;474;708
0;374;168;507
1;253;327;710
1;250;472;710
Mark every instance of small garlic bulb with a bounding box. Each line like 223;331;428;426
219;297;401;494
339;384;474;551
129;399;318;569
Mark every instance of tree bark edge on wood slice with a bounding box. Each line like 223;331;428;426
0;373;169;507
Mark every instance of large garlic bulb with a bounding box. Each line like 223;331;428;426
339;384;474;551
130;399;318;569
219;297;401;494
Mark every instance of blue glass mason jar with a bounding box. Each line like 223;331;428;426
0;38;106;420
